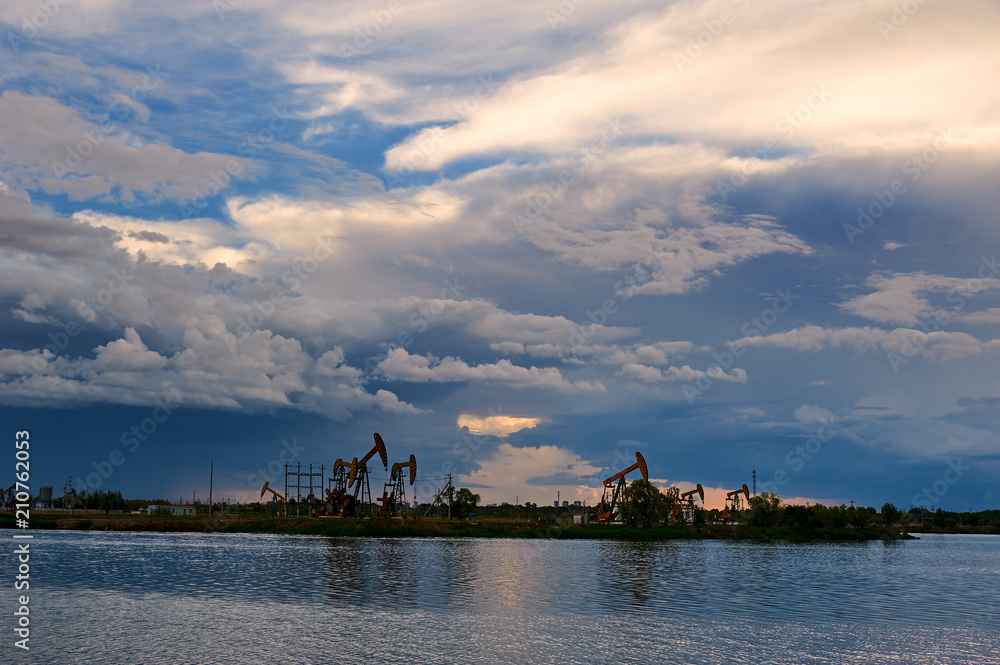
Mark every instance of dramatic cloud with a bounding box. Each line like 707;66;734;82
0;90;258;203
456;414;544;437
377;348;606;394
384;0;1000;169
459;443;604;504
2;0;999;508
735;325;1000;362
618;362;748;384
837;272;1000;325
0;324;421;418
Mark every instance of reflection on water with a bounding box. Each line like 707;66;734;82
597;541;666;610
21;531;1000;664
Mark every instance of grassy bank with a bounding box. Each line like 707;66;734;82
0;512;911;541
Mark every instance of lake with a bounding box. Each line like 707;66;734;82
9;531;1000;664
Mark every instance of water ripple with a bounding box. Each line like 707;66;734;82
20;531;1000;664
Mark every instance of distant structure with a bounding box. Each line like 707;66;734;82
61;476;79;514
147;505;195;516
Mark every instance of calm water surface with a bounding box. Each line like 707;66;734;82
8;531;1000;664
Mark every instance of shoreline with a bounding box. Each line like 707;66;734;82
0;513;936;542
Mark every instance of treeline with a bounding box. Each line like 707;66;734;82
27;485;1000;528
587;482;1000;532
907;507;1000;529
741;494;884;530
708;494;999;531
49;491;181;513
53;489;127;512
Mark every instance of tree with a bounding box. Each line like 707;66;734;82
880;502;901;528
661;485;680;511
660;485;680;523
933;508;946;528
809;504;832;529
828;505;848;529
451;487;480;519
620;480;670;528
849;506;875;529
748;492;782;527
784;504;811;529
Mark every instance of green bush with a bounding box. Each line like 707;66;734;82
620;480;672;528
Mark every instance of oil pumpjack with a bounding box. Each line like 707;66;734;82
595;451;648;523
670;483;704;524
260;481;286;516
345;432;388;517
378;454;416;516
326;458;357;516
720;484;750;523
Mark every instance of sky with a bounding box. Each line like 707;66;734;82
1;0;999;511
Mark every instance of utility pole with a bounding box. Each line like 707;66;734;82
752;469;756;497
209;460;214;518
68;477;76;515
447;474;452;520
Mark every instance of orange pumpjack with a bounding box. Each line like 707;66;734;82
595;451;648;523
345;432;389;517
720;484;750;523
378;454;416;516
670;483;705;523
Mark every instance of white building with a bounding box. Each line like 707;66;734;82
147;505;196;516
